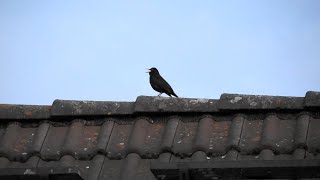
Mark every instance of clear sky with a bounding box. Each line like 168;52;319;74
1;1;319;105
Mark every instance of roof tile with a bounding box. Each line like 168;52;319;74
0;92;320;180
0;123;46;161
0;156;39;168
119;153;140;180
32;123;50;153
106;123;133;159
194;116;214;153
135;96;218;113
224;149;238;160
207;120;231;155
294;114;310;148
259;149;274;160
135;120;166;158
293;148;306;159
99;158;122;180
99;154;155;180
239;119;263;154
172;121;198;157
127;119;150;155
307;117;320;153
304;91;320;108
159;117;179;152
219;93;304;110
191;151;207;162
277;119;296;153
306;151;320;159
51;100;134;116
40;125;67;160
0;104;50;119
227;115;244;150
0;157;9;168
62;121;102;159
38;155;105;180
95;121;114;152
0;114;319;163
261;114;280;151
155;152;171;163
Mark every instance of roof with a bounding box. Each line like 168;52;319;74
0;91;320;179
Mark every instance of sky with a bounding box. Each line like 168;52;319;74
0;0;319;105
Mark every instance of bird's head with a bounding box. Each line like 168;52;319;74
146;67;159;74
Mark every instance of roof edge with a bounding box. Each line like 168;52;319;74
304;91;320;108
0;91;319;119
51;99;134;116
134;96;219;113
0;104;51;119
219;93;304;110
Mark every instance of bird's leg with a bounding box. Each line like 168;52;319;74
158;93;162;97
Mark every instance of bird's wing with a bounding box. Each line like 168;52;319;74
154;75;175;94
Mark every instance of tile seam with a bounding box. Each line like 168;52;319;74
36;124;50;167
236;116;245;159
169;118;180;162
94;155;106;180
304;115;311;157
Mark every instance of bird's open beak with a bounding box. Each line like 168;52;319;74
146;68;151;73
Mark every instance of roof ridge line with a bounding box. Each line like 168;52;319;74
0;91;319;119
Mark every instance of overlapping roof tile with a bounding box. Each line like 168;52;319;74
0;91;319;179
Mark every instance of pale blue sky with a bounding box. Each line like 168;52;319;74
1;1;319;105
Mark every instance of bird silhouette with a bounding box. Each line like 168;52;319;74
147;67;178;97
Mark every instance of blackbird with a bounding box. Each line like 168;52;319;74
147;67;178;97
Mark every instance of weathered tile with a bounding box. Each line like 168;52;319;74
172;121;198;157
239;119;263;154
106;123;133;159
0;123;48;161
307;118;320;153
41;125;68;160
160;117;179;151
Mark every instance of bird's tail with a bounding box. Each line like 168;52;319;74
172;92;178;98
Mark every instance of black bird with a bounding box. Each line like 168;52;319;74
147;67;178;97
